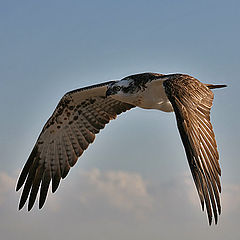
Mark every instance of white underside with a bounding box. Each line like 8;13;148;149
112;78;174;112
137;79;173;112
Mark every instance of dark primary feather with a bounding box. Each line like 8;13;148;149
16;82;134;210
163;74;222;225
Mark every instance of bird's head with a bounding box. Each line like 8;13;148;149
106;73;164;104
106;73;164;98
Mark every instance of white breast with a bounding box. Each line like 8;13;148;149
137;79;174;112
110;78;174;112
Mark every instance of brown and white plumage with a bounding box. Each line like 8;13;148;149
16;81;134;210
16;72;226;225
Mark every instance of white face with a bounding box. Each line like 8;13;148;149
107;79;134;96
115;79;131;88
106;79;138;104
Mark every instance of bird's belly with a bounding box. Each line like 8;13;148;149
138;97;174;112
137;80;174;112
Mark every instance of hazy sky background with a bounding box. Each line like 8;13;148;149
1;0;240;239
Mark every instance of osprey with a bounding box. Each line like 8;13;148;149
16;73;226;225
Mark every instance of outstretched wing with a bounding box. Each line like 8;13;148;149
163;75;221;225
16;81;135;210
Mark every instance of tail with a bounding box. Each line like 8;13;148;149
205;84;227;89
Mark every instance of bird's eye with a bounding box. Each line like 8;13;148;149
114;86;121;91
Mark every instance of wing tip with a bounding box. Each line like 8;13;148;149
18;198;26;211
52;178;61;193
39;201;44;209
16;182;22;192
28;203;34;211
208;216;213;226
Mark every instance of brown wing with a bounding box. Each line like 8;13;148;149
16;81;135;211
163;75;221;225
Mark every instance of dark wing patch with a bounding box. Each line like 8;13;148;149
16;82;134;210
163;75;221;225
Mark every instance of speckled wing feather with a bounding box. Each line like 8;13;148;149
16;81;135;210
163;75;221;225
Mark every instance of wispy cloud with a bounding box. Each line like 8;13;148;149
79;169;153;209
0;171;15;205
1;169;240;239
47;168;153;218
3;169;240;219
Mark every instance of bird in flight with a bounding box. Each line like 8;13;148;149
16;73;226;225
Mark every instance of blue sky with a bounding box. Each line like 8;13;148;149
0;0;240;239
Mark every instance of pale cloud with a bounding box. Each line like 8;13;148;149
80;169;153;209
0;171;15;205
222;183;240;214
51;168;154;218
0;169;240;240
11;168;152;216
3;169;240;220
